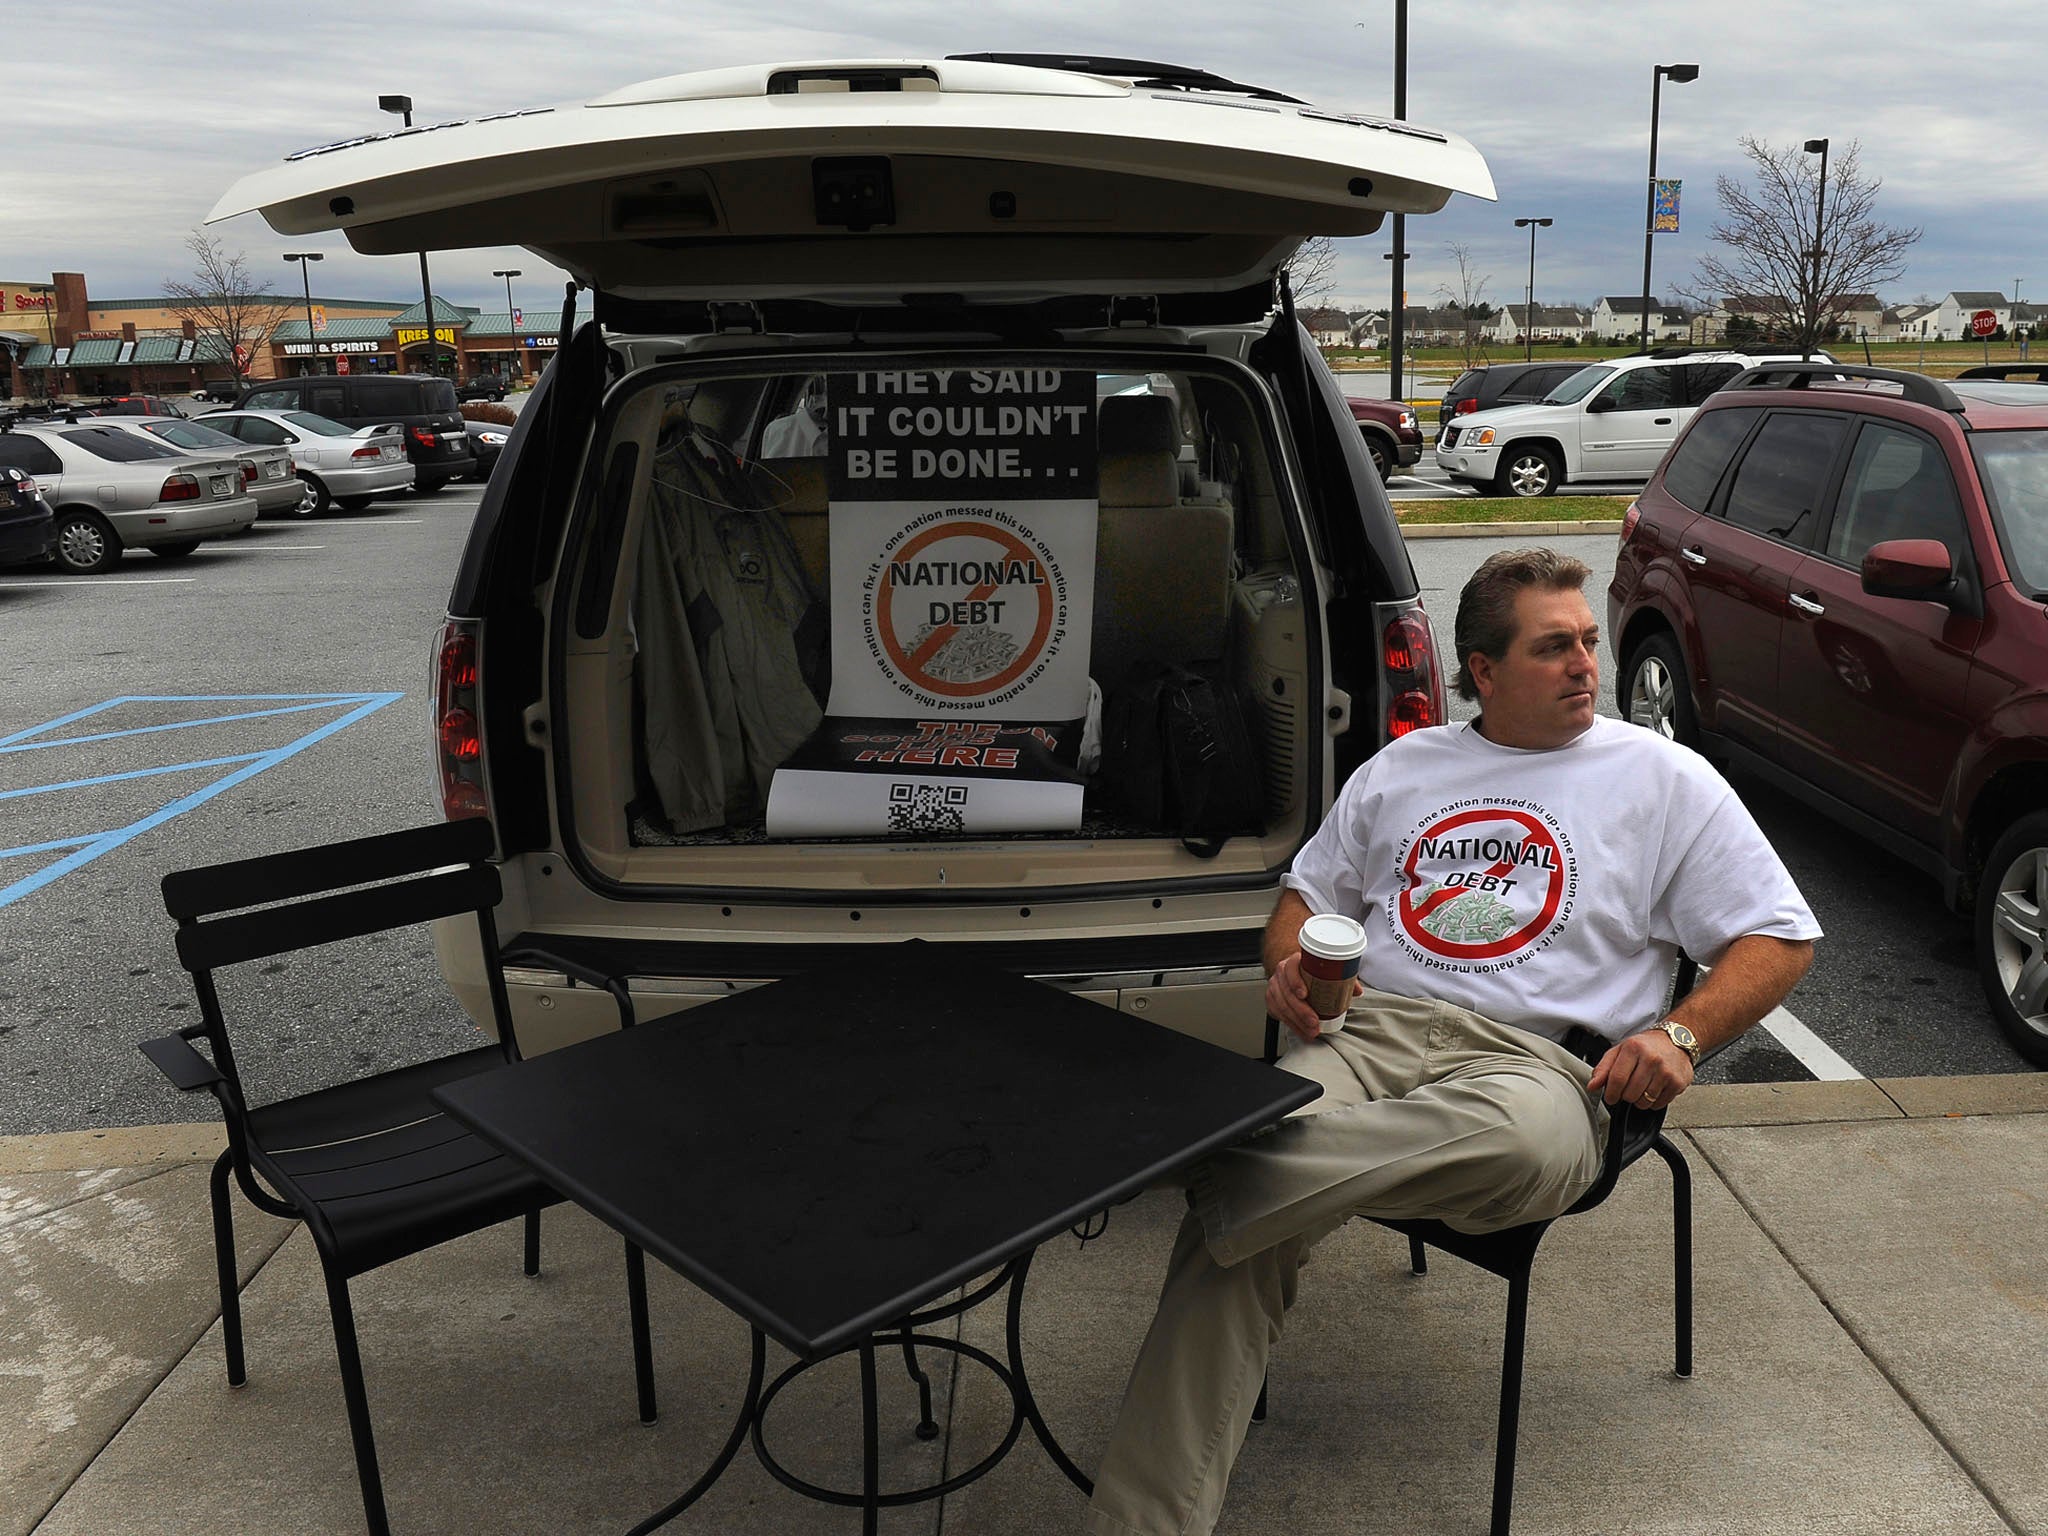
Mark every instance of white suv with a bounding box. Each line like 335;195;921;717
215;54;1496;1057
1435;349;1828;497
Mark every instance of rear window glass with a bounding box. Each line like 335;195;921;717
148;421;242;451
283;411;353;436
1448;370;1483;397
1721;413;1849;544
590;360;1307;868
1661;407;1760;511
241;388;295;410
59;428;182;463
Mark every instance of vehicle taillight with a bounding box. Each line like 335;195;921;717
1620;500;1642;543
159;473;201;502
431;619;488;820
241;463;258;485
1455;398;1479;415
352;444;382;460
17;478;34;496
410;427;437;448
1381;605;1445;740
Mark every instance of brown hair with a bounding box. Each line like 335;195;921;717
1451;548;1592;701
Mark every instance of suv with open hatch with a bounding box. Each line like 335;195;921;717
214;53;1496;1055
1436;347;1832;498
1608;362;2048;1064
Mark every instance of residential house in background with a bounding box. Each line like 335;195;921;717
1591;296;1687;342
1886;302;1940;343
1486;305;1591;346
1935;292;2009;340
1301;307;1352;347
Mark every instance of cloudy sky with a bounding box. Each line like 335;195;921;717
10;1;2045;319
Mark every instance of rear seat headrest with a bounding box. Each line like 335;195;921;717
1098;393;1180;455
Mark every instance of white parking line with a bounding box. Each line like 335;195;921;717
1756;1002;1865;1080
1696;961;1864;1080
0;577;197;587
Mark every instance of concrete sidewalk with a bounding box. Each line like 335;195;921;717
6;1076;2046;1536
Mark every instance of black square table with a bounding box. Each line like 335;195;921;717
434;938;1318;1533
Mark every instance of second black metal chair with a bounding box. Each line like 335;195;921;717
139;819;657;1536
1253;957;1699;1536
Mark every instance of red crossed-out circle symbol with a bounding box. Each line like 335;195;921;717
875;519;1055;699
1398;807;1565;961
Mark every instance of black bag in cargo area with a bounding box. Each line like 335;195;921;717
1096;661;1265;856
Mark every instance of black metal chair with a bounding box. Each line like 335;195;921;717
139;819;657;1536
1253;957;1698;1536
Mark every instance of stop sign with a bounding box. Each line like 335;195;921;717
1972;309;1998;338
335;355;350;375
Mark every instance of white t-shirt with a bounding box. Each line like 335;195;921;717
1283;717;1820;1043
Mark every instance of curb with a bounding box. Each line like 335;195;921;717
1400;520;1624;539
7;1074;2045;1174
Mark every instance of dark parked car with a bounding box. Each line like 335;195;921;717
457;372;508;403
1608;362;2048;1065
0;464;56;566
1437;360;1584;429
1346;395;1423;481
235;374;475;492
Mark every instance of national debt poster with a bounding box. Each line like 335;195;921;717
764;369;1098;836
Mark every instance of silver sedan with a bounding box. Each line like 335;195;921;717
96;415;311;518
198;409;414;516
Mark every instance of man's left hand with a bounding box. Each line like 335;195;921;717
1587;1029;1694;1110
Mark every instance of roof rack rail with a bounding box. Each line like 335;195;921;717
1954;363;2048;383
944;53;1305;104
1725;361;1965;415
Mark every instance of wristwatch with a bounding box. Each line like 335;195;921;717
1658;1019;1701;1066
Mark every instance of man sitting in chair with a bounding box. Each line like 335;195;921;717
1084;547;1820;1536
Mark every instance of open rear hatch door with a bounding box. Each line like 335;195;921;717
210;56;1494;306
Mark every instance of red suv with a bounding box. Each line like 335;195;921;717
1608;363;2048;1065
1347;395;1424;481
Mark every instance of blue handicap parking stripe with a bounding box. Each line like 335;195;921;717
0;692;404;910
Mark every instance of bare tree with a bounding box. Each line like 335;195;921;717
1282;235;1341;313
1434;243;1492;368
1686;137;1921;359
162;233;290;387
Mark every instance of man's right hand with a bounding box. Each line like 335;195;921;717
1266;952;1358;1044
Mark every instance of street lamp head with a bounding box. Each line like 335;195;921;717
1660;63;1700;83
283;252;323;263
1803;138;1829;154
493;269;523;279
378;95;413;117
1515;217;1553;228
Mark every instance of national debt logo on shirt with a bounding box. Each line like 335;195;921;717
1391;798;1579;972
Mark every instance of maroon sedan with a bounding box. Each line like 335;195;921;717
1608;363;2048;1065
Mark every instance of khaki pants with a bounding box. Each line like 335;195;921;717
1083;989;1609;1536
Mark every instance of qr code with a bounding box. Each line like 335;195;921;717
887;782;968;833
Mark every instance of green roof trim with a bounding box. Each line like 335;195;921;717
274;316;400;342
389;295;477;327
461;310;554;338
69;338;122;365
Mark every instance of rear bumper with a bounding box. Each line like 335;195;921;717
326;460;416;496
109;493;258;544
251;475;307;514
0;513;56;565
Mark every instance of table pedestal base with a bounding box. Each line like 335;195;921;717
626;1251;1090;1534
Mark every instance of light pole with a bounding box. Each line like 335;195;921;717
1514;218;1551;362
1387;0;1409;404
284;252;323;376
1803;138;1829;360
493;268;522;380
34;284;56;401
378;94;441;379
2015;277;2026;356
1638;62;1699;355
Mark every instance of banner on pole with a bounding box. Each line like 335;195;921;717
1652;179;1682;234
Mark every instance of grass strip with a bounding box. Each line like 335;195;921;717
1395;495;1633;524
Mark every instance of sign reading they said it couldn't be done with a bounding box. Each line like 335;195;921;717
763;368;1099;837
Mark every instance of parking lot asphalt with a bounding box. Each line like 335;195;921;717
0;498;2031;1141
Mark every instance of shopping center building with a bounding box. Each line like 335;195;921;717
3;272;556;401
